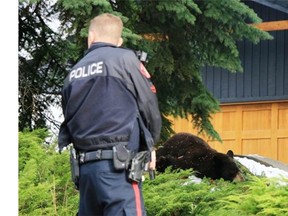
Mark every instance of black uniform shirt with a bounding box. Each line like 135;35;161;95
58;42;162;152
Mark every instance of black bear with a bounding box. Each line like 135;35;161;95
156;132;244;181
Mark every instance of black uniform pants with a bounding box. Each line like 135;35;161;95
78;159;146;216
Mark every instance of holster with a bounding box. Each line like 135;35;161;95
70;146;80;190
128;113;156;181
128;151;150;182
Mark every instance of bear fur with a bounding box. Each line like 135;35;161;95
156;132;243;181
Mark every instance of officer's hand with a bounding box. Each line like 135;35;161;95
148;150;156;170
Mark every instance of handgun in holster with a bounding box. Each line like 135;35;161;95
128;151;148;182
128;150;155;182
128;113;155;182
70;146;80;190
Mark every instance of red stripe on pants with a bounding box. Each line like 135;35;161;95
132;182;142;216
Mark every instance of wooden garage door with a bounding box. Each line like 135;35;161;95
169;101;288;164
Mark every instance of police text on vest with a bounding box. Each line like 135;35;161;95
70;61;103;81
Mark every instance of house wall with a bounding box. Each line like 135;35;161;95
202;2;288;104
173;2;288;164
167;2;288;164
168;101;288;164
202;29;288;104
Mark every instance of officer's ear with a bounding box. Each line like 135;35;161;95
87;31;95;48
117;37;123;47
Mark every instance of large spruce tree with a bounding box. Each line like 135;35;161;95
18;0;272;142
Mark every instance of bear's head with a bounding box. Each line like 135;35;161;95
213;150;244;182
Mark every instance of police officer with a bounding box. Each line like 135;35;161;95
58;13;162;216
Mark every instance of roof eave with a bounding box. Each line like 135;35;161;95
251;0;288;14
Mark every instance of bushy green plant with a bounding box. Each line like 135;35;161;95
143;168;288;216
19;130;288;215
19;129;79;216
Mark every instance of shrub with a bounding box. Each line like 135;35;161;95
19;129;78;216
19;130;288;215
143;168;288;216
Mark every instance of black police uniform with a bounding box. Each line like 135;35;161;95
58;42;162;216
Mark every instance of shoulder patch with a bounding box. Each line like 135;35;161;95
150;85;157;93
140;63;151;79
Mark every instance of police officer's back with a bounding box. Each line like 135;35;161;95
58;13;162;216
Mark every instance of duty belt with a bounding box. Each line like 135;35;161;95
79;149;113;164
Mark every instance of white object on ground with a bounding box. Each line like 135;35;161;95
234;156;288;179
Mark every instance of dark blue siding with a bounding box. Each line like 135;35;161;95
202;1;288;103
284;29;288;94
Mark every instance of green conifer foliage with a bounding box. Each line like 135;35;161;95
19;129;78;215
19;0;272;142
19;130;288;215
143;169;288;216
